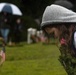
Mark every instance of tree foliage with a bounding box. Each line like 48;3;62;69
21;0;54;18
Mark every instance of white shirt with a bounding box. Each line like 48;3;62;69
74;32;76;48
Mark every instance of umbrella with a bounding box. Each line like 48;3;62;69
54;0;73;9
0;3;22;16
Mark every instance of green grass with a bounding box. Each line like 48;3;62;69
0;43;68;75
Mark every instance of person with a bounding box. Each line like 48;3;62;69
40;4;76;55
0;37;6;66
0;12;11;44
14;18;23;44
27;28;41;44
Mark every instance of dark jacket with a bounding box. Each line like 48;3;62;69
0;15;10;29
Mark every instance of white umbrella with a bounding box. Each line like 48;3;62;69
0;3;22;16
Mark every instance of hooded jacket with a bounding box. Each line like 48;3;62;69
41;4;76;29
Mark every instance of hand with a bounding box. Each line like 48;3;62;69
4;19;7;22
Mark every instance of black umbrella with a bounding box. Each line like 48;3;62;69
54;0;73;9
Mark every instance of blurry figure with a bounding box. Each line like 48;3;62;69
14;18;23;44
0;12;11;44
0;37;6;66
36;30;51;44
27;28;38;44
27;28;33;44
36;30;44;42
31;28;38;43
43;33;51;44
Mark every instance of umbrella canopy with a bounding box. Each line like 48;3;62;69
0;3;22;16
54;0;73;9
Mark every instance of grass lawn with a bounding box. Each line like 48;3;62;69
0;42;68;75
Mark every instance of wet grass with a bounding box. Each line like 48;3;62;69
0;42;67;75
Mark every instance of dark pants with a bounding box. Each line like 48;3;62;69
14;30;21;43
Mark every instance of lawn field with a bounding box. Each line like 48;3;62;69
0;43;68;75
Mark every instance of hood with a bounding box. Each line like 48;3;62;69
41;4;76;29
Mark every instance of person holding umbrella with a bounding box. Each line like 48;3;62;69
0;12;11;44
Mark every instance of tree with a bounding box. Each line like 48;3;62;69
21;0;54;18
